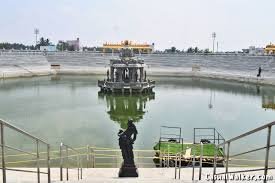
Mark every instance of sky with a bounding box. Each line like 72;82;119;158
0;0;274;51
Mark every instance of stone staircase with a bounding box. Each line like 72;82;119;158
53;168;196;183
0;52;51;78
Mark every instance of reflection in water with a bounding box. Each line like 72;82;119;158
208;90;215;109
98;92;155;129
1;75;275;160
262;95;275;110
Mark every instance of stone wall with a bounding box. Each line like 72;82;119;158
1;52;275;85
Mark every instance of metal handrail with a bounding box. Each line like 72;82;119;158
88;146;160;168
0;119;49;144
0;119;51;183
174;152;183;179
60;142;83;181
174;143;205;180
194;128;225;145
213;121;275;183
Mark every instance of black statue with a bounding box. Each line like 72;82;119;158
257;66;262;77
118;119;138;177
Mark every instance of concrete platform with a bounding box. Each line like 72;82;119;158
2;168;274;183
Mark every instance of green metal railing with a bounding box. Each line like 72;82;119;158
213;121;275;183
59;143;83;181
0;119;51;183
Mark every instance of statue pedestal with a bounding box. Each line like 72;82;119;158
118;163;138;177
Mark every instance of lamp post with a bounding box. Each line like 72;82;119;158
212;32;216;53
34;28;39;48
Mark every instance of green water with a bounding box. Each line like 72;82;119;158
0;75;275;163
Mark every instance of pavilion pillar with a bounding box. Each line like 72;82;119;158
129;68;133;82
131;68;135;82
118;68;123;82
133;68;138;82
111;67;114;82
140;68;144;82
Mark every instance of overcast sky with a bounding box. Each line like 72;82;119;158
0;0;274;51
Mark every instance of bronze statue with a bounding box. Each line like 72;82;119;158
118;119;138;177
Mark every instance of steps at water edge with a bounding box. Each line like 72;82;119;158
56;178;196;183
53;168;198;183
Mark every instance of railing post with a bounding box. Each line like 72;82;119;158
193;128;196;144
179;153;181;179
90;147;93;168
47;144;51;183
213;144;217;183
66;146;69;181
199;142;203;180
81;157;83;179
36;140;40;183
167;144;170;167
60;143;63;181
77;155;80;180
264;126;272;183
225;142;230;183
87;145;90;168
213;129;216;144
160;151;163;167
93;149;95;168
1;123;6;183
174;153;177;179
192;150;195;181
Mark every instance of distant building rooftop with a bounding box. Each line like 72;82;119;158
40;45;56;52
103;40;154;53
265;43;275;54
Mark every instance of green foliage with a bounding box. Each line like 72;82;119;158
0;43;35;50
204;48;210;53
57;41;70;51
171;46;176;53
36;37;51;48
187;47;195;53
57;41;77;51
154;142;224;157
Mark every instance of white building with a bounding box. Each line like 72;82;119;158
66;38;80;51
248;46;265;55
40;45;57;52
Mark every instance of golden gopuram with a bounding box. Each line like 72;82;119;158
103;40;154;53
265;43;275;54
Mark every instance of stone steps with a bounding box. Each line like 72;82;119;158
53;168;198;183
58;178;190;183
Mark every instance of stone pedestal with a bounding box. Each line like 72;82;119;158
118;163;138;177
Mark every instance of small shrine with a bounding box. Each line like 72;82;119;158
98;40;155;94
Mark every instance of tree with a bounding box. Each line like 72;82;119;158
187;47;194;53
45;38;50;45
56;41;76;51
57;41;69;51
204;48;210;54
171;46;176;53
0;42;36;50
36;37;51;48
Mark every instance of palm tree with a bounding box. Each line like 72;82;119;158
39;37;45;46
45;38;50;46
